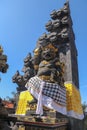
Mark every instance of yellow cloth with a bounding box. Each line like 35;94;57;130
15;90;34;115
64;83;83;115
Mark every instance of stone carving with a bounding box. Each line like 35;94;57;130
0;46;9;73
33;43;64;86
11;3;84;130
12;2;71;92
12;53;34;92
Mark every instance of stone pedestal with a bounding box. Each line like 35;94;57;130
11;111;68;130
17;122;68;130
9;112;84;130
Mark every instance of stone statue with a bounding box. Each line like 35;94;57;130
33;43;64;86
24;39;67;117
13;2;84;123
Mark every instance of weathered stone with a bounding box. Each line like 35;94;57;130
0;46;9;73
12;2;82;130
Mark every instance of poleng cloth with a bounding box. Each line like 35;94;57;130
25;76;67;115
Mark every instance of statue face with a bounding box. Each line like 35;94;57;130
42;47;56;60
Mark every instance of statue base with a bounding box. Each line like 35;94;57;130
17;121;68;130
16;117;84;130
10;111;68;130
9;112;84;130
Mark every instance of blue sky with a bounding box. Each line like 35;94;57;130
0;0;87;103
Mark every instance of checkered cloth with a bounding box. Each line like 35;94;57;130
26;76;66;106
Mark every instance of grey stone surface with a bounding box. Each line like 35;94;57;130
68;117;84;130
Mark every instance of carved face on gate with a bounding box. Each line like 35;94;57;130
41;44;58;61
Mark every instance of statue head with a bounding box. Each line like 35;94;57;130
41;43;58;61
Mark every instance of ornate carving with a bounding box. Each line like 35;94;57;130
12;53;34;92
0;46;9;73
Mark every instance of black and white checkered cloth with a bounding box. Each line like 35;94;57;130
26;76;66;106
